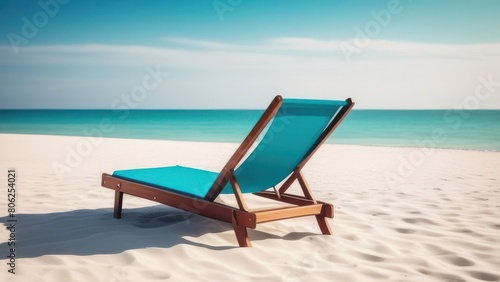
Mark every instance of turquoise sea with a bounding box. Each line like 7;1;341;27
0;110;499;151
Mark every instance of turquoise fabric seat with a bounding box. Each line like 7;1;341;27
113;98;348;198
221;98;347;194
113;165;218;198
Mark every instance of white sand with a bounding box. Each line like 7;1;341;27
0;133;499;282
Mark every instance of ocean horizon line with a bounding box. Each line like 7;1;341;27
1;108;500;111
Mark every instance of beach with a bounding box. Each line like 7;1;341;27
0;133;499;281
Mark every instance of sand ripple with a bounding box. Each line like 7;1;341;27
0;135;499;281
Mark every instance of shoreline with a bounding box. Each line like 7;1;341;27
1;132;499;153
0;133;499;281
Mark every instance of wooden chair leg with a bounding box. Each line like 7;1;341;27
114;190;124;219
315;215;332;235
232;211;251;247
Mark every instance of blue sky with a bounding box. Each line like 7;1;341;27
1;0;500;109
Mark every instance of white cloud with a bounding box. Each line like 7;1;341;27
163;37;500;60
2;38;500;66
1;38;500;108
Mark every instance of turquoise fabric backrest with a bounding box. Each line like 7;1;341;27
220;98;347;194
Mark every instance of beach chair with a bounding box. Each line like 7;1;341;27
101;95;354;247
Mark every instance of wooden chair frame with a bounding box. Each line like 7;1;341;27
101;95;354;247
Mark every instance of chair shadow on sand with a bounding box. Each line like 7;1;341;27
0;206;319;258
